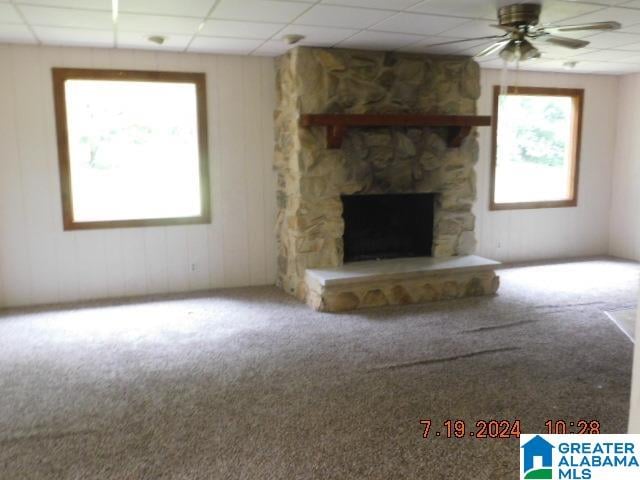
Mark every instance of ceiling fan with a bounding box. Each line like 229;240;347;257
432;3;621;62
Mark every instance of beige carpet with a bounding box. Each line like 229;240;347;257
0;257;638;479
605;307;637;342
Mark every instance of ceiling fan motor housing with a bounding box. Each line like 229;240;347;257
498;3;541;27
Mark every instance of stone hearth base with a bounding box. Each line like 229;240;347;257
305;256;500;312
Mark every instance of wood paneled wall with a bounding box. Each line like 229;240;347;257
610;73;640;261
475;69;619;263
0;45;277;308
0;46;625;307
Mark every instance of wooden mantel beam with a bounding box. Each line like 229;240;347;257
299;114;492;149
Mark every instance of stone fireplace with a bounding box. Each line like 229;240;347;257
274;47;499;311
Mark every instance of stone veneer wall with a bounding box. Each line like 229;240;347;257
274;47;482;300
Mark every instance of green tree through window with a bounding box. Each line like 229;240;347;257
491;86;583;210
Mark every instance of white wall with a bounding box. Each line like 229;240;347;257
475;69;619;263
630;306;640;432
613;74;640;430
0;45;277;308
610;74;640;261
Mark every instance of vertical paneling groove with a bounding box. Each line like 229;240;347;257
201;53;225;289
0;46;31;305
0;45;278;308
217;56;251;287
261;58;278;283
243;58;267;285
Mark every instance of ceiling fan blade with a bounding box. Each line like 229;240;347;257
426;35;507;47
543;21;621;33
474;39;512;58
542;35;590;49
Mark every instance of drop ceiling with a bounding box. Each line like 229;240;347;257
3;0;640;74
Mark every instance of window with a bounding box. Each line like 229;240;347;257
490;86;583;210
52;68;210;230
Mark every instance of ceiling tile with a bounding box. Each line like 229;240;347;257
438;40;494;57
439;19;503;38
337;30;425;50
210;0;310;23
33;26;114;47
580;31;640;48
400;35;483;54
321;0;421;10
252;40;294;56
0;24;37;44
117;31;192;50
409;0;497;20
294;4;395;29
200;19;285;39
559;6;640;28
276;24;358;46
579;0;636;6
607;38;640;50
615;51;640;62
13;0;110;9
571;47;639;61
535;43;597;58
188;35;263;54
539;0;606;25
0;3;23;24
20;5;112;29
372;12;470;36
117;13;201;35
567;60;640;73
120;0;216;17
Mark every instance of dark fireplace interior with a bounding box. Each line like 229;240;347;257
341;193;435;263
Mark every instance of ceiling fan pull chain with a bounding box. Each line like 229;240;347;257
499;61;509;96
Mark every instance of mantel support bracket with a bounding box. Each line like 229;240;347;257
447;126;472;148
327;124;347;149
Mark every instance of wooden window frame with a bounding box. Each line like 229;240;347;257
490;85;584;211
52;67;211;230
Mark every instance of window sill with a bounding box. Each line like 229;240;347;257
63;215;211;231
489;199;577;211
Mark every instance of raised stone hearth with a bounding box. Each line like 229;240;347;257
306;256;500;312
274;46;498;310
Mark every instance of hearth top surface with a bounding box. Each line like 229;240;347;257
306;255;500;288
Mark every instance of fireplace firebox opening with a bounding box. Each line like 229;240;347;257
341;193;435;263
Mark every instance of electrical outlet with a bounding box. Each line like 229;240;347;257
190;263;197;272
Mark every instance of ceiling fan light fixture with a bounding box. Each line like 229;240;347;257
499;42;517;62
498;39;540;62
519;40;540;60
